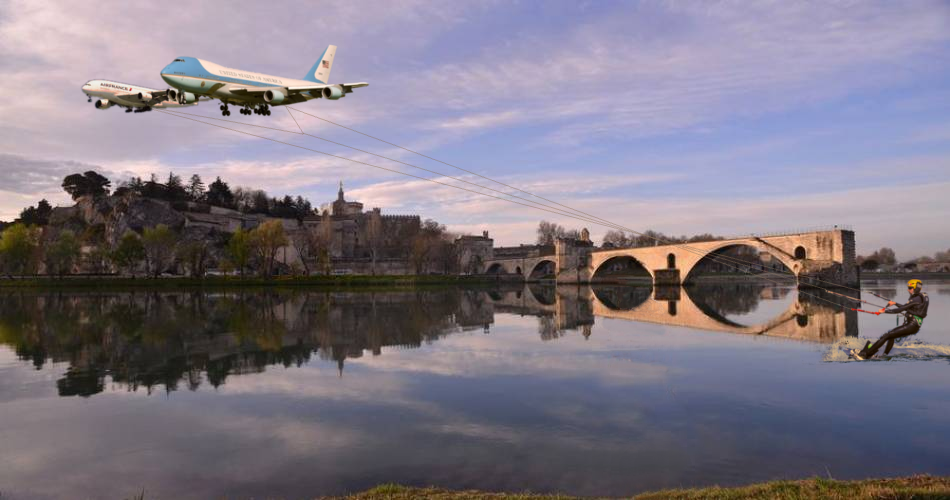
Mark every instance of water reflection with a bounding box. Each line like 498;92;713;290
0;283;857;397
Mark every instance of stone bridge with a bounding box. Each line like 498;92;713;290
475;229;857;287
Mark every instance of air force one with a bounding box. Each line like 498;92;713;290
160;45;367;116
81;80;201;112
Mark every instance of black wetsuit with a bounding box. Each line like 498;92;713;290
859;292;926;358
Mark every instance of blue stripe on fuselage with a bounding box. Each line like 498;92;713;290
160;57;277;89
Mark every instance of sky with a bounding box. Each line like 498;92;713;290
1;0;949;259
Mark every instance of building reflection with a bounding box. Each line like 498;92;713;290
0;283;857;397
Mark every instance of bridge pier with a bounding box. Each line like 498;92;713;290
653;269;681;286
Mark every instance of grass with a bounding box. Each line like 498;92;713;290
324;476;950;499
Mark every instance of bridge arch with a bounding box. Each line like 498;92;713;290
527;259;556;281
592;255;653;283
486;263;505;274
681;241;798;285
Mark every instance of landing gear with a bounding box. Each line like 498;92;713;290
87;97;91;103
220;103;230;117
125;107;133;113
254;104;271;116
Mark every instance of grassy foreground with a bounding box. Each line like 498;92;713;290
328;476;950;500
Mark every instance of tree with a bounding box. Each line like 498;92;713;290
872;247;897;266
536;220;579;246
187;174;205;201
111;232;145;277
142;225;177;277
226;227;252;277
315;212;333;275
165;172;188;201
142;173;166;199
251;190;270;214
62;171;111;200
294;196;312;220
410;219;446;274
176;241;210;278
84;244;111;274
290;230;315;275
45;230;81;277
249;220;288;277
0;223;40;277
536;220;561;246
206;177;235;208
602;230;630;248
19;199;53;226
365;211;383;275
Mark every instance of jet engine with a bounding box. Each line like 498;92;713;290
95;99;113;110
322;86;344;100
264;89;285;104
167;88;178;101
138;92;153;101
178;91;196;104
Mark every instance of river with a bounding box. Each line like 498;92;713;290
0;280;948;499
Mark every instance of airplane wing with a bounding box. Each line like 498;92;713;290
231;82;369;97
114;90;170;106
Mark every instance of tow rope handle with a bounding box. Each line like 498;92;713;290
852;307;886;315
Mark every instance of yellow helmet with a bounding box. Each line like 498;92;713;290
908;279;922;290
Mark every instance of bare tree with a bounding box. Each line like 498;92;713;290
142;225;177;278
290;228;315;275
365;211;383;275
315;212;333;275
249;220;289;278
536;220;579;246
602;230;630;248
177;241;210;278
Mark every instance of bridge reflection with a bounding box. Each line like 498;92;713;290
486;283;858;343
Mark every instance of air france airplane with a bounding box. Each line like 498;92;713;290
81;80;199;112
160;45;367;117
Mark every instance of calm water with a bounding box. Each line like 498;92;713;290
0;281;948;499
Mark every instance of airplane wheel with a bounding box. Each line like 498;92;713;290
225;110;231;116
265;110;271;116
219;105;224;111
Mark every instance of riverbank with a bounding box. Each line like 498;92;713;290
329;476;950;499
860;271;950;280
0;274;505;289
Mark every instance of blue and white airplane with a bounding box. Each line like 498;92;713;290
160;45;367;117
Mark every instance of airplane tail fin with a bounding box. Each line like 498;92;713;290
304;45;337;84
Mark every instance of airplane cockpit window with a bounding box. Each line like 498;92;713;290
173;58;185;63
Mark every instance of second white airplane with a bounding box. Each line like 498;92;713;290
160;45;367;117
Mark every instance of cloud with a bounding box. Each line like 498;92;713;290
400;1;950;143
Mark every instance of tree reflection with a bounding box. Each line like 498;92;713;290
0;289;465;397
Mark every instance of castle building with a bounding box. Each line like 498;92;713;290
305;182;421;261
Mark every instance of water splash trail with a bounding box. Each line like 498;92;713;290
824;337;950;362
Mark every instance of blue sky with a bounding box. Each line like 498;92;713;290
1;0;949;258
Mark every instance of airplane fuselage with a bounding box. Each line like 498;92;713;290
81;80;194;109
160;57;320;107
